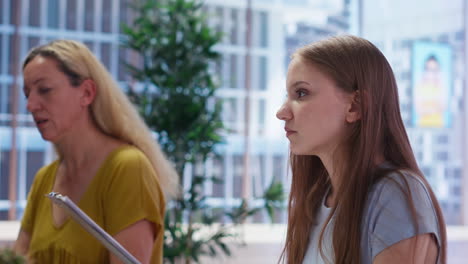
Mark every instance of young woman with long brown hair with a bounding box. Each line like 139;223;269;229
276;35;446;264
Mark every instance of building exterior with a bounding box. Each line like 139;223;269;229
0;0;162;219
359;0;466;224
0;0;293;222
194;0;290;223
284;2;350;68
0;0;352;223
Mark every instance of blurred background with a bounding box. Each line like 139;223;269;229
0;0;467;263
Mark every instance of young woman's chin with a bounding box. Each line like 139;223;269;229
289;146;316;156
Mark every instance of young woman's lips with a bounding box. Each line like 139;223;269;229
285;128;297;137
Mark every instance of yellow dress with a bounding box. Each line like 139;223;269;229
21;145;165;264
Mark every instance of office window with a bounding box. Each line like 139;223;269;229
421;166;431;178
0;0;3;24
102;0;112;33
436;134;448;144
84;0;94;31
9;0;19;25
229;54;237;88
437;34;449;43
212;156;225;197
214;56;222;85
119;0;130;33
258;56;267;90
272;155;284;182
5;84;13;114
7;35;14;75
26;151;44;191
259;11;268;48
444;167;451;179
452;185;461;196
18;89;27;114
440;201;448;212
258;99;265;127
405;84;411;97
401;39;412;49
400;102;410;113
118;47;128;81
47;0;59;29
101;43;112;71
436;151;448;161
233;155;243;198
0;84;9;114
0;151;10;200
400;71;410;81
223;98;237;132
27;36;40;52
191;160;205;180
252;155;265;198
214;7;224;41
221;54;229;88
401;101;411;113
0;34;3;74
229;9;239;45
65;0;77;30
28;0;41;27
455;30;464;42
416;151;423;162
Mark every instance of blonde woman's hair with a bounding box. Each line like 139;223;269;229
23;39;179;198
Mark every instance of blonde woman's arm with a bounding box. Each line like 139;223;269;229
110;219;155;264
14;229;31;256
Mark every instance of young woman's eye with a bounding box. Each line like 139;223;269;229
296;89;307;98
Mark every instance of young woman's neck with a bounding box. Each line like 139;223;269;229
320;151;387;207
319;152;341;207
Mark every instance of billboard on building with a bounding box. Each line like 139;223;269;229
411;41;452;128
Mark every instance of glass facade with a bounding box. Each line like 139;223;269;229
0;0;289;223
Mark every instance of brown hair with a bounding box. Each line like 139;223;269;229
280;35;446;263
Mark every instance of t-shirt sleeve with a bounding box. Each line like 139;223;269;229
366;172;441;260
103;149;165;236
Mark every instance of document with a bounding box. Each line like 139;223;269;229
47;192;141;264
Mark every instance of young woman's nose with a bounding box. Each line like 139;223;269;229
276;103;292;121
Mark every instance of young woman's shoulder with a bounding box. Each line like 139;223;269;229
361;167;441;262
370;168;429;198
366;167;438;229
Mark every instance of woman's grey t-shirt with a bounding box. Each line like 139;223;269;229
302;170;442;264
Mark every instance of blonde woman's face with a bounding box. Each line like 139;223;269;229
276;58;354;157
23;56;88;143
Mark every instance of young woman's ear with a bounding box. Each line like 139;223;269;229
346;90;361;123
79;79;97;107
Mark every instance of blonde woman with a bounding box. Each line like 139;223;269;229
14;40;178;264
